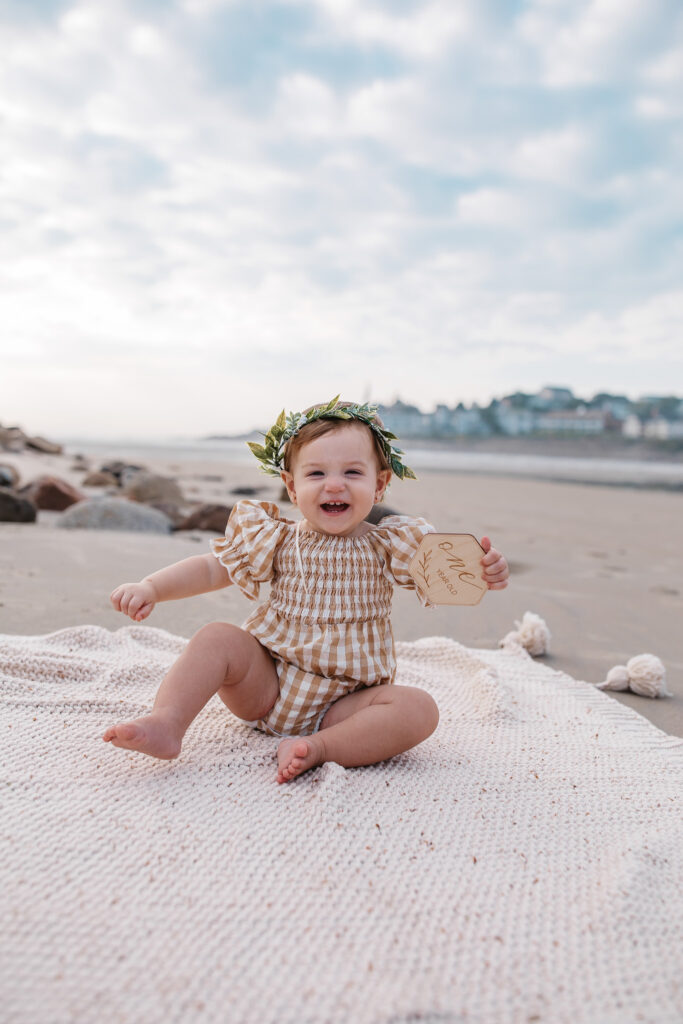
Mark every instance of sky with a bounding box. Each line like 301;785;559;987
1;0;682;441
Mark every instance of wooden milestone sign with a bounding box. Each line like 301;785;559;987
409;534;487;606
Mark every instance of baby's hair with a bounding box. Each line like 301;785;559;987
282;402;392;474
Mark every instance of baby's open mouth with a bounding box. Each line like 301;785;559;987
320;502;350;513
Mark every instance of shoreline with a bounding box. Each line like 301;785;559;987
15;435;683;493
406;434;683;462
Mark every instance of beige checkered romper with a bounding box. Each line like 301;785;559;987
210;500;434;737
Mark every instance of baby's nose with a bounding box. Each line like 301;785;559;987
325;476;345;492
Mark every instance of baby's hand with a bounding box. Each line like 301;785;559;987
110;580;157;621
479;537;509;591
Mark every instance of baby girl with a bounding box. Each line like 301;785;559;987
103;398;509;782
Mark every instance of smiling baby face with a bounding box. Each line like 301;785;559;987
281;422;392;537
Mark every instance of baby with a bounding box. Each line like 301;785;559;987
103;399;509;782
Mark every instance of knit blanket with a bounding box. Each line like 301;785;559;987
1;626;681;1024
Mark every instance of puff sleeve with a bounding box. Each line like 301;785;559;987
369;515;436;607
210;501;288;600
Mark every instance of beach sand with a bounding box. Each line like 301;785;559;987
1;446;681;738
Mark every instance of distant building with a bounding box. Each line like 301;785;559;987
494;401;536;435
591;394;632;421
433;404;457;436
380;399;490;438
530;387;576;411
622;415;644;438
643;418;683;440
376;388;681;442
379;401;430;438
536;408;607;434
451;404;490;436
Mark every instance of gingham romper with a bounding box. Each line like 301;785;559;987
210;500;434;737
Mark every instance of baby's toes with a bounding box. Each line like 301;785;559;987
116;723;143;741
102;722;142;745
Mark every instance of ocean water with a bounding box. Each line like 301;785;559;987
62;436;683;489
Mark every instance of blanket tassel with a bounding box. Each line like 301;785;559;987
499;613;670;698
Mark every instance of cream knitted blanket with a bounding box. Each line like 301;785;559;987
1;626;681;1024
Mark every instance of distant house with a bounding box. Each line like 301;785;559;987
591;394;632;421
380;400;490;438
379;401;431;438
536;408;607;434
451;404;490;436
530;387;576;411
433;404;457;436
643;418;683;440
622;415;644;438
375;388;681;442
494;401;536;435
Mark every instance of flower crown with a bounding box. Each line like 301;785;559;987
247;396;417;480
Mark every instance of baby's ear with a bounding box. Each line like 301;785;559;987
280;470;297;504
375;468;392;500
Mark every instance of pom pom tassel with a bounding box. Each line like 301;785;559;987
499;616;670;699
499;612;550;657
597;654;671;699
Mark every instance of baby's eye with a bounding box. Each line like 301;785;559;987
345;469;362;475
307;470;324;477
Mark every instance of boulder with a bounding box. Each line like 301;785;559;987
25;435;63;455
0;463;20;488
19;475;85;511
70;454;91;472
99;461;146;485
122;472;184;506
0;488;37;523
56;497;173;533
149;502;187;528
0;427;27;452
231;486;262;496
82;471;119;487
176;503;233;533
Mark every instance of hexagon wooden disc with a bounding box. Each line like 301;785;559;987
409;534;487;606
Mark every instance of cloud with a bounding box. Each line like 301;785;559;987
456;187;534;229
511;126;593;187
0;0;681;438
517;0;676;87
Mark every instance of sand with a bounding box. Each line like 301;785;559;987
1;446;682;738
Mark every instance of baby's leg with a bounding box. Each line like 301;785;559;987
103;623;279;759
276;684;438;783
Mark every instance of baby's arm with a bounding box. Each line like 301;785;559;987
479;537;509;591
111;554;230;621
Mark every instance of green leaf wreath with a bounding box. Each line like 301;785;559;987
247;396;416;480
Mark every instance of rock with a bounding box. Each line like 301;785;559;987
99;461;146;485
25;435;63;455
0;463;20;488
0;426;28;452
231;486;262;496
0;487;37;523
122;472;184;506
19;475;85;511
56;497;173;533
70;454;91;472
82;471;119;487
365;504;399;525
150;502;187;528
176;503;233;533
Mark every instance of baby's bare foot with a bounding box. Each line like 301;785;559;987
276;735;325;783
102;711;183;760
